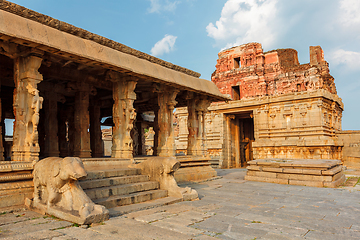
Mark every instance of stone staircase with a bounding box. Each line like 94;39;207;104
80;168;180;217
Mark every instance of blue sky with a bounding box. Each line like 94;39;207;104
7;0;360;130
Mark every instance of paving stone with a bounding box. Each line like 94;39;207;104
134;211;176;223
100;217;192;239
0;218;72;237
193;234;219;239
151;220;204;236
304;230;359;240
56;226;114;240
2;229;64;240
0;211;43;226
258;232;304;240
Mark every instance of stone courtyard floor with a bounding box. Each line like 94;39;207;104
1;169;360;240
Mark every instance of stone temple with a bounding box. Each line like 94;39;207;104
176;42;360;187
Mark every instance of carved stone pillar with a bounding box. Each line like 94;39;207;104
108;72;137;159
0;81;4;161
12;55;43;162
73;83;92;158
90;101;103;158
42;90;59;157
187;95;211;156
155;86;179;157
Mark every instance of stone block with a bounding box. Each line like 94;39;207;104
247;165;262;171
262;167;283;173
288;179;324;187
246;171;277;178
332;171;345;181
244;175;288;184
282;168;302;174
322;165;343;176
276;173;291;179
302;169;322;175
324;175;346;188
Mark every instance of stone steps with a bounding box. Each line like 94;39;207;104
84;168;141;180
245;159;346;188
94;189;168;209
84;181;160;200
80;175;149;190
82;167;171;213
108;196;183;217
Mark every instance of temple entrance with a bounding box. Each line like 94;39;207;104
228;111;254;168
238;116;254;167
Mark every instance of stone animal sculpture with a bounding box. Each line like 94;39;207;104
28;157;109;224
134;157;198;200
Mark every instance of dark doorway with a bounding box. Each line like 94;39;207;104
238;117;254;167
228;111;255;168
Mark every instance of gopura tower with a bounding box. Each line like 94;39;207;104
206;42;343;168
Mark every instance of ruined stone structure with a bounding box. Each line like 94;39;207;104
176;43;344;169
0;1;227;213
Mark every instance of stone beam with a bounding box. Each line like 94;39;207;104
12;55;43;162
108;71;137;159
155;85;179;157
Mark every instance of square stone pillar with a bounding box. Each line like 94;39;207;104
58;104;69;157
73;83;92;158
12;55;43;162
107;71;137;159
90;101;103;158
42;90;59;157
154;85;179;157
187;95;211;156
0;81;4;161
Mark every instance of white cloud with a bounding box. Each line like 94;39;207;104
151;34;177;56
339;0;360;27
329;49;360;70
147;0;180;14
206;0;278;50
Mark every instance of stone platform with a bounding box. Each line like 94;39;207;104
245;159;345;188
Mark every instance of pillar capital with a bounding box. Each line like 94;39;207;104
18;55;43;83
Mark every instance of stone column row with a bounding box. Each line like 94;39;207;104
11;54;103;162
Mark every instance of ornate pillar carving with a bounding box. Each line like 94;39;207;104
187;95;211;156
90;100;103;158
107;71;137;159
73;82;94;158
154;85;179;157
0;81;4;161
12;55;43;162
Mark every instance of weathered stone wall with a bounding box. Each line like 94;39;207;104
337;131;360;168
211;43;337;100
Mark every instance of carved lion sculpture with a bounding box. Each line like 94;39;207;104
28;157;109;224
133;157;198;200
